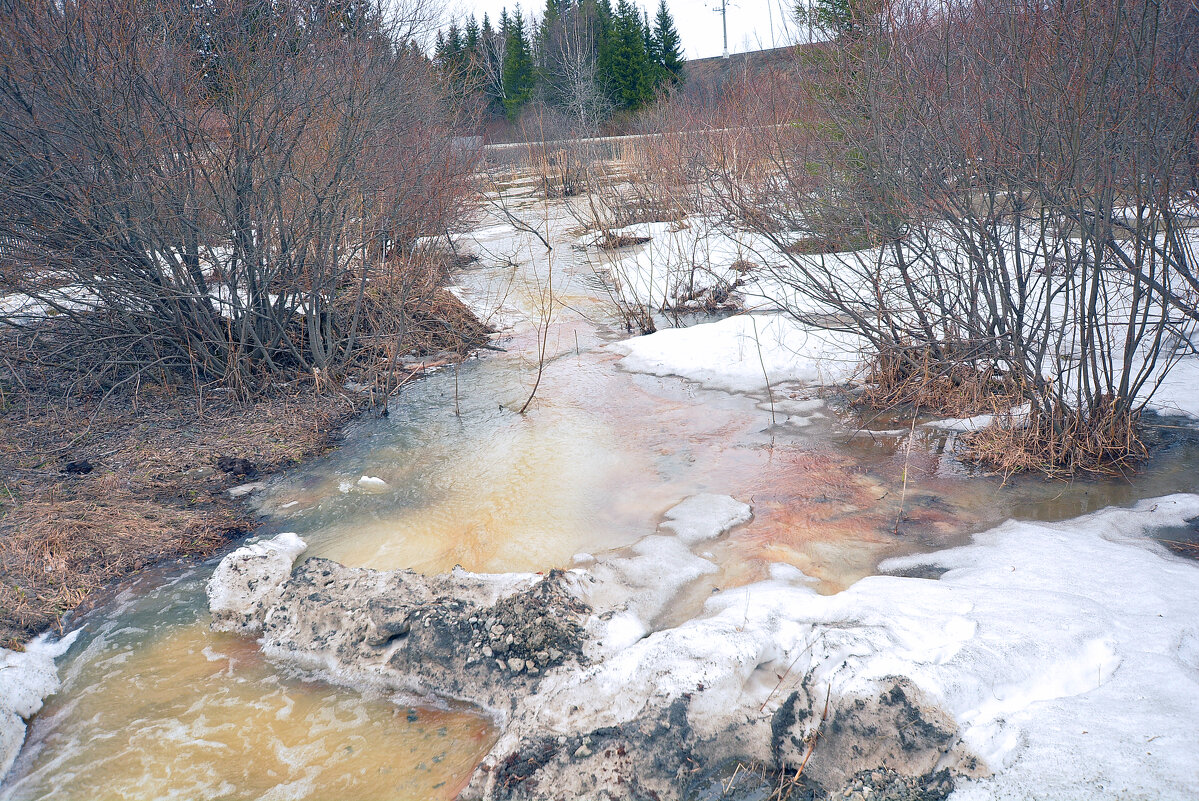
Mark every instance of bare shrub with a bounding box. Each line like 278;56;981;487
632;0;1198;472
0;0;477;394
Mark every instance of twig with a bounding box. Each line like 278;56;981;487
751;316;777;426
894;407;919;535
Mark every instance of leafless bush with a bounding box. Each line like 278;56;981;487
0;0;478;395
626;0;1199;472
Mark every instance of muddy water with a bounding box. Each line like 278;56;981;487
1;564;493;801
5;195;1198;800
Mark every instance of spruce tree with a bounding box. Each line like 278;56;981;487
652;0;684;84
608;0;653;110
465;15;480;54
502;6;536;120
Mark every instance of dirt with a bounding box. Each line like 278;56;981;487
0;327;374;646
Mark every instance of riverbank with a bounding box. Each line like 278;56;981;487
0;328;376;647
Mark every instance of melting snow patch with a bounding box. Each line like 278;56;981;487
356;475;388;492
0;631;79;781
611;313;862;394
658;494;752;544
207;533;307;635
873;494;1199;798
227;481;265;498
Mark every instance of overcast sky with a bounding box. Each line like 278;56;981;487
444;0;809;60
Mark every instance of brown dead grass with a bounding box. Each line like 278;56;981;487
859;348;1145;476
596;233;653;250
0;328;373;646
960;399;1147;477
860;348;1016;418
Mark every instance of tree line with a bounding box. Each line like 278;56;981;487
434;0;684;127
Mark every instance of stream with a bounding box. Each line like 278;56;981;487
3;189;1198;801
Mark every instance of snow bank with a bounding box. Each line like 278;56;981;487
882;495;1199;799
203;491;1199;800
604;221;770;310
611;312;863;394
0;631;78;781
528;493;1199;800
206;532;307;635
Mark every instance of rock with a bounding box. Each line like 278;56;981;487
215;456;256;477
365;602;411;646
827;767;955;801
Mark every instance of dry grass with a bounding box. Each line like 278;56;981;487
961;399;1147;477
596;233;652;250
336;253;492;371
0;326;374;646
860;348;1016;418
782;231;876;256
860;347;1146;476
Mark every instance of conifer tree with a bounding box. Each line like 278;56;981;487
652;0;684;84
465;15;480;54
433;0;686;123
607;0;653;110
501;5;536;120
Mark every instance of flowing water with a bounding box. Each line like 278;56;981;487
4;192;1198;800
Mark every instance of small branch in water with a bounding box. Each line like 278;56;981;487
792;685;832;785
894;409;919;535
751;316;777;426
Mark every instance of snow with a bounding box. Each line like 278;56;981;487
0;631;79;782
923;404;1030;433
206;532;307;635
1147;330;1199;419
657;493;752;544
577;534;718;653
521;494;1199;799
572;494;749;653
602;220;767;311
227;481;265;498
611;312;863;394
0;286;100;325
356;475;388;491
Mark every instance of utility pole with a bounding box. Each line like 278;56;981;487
709;0;730;58
720;0;729;58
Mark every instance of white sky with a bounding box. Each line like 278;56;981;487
443;0;808;60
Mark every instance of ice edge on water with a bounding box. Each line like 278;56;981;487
0;629;79;782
